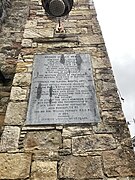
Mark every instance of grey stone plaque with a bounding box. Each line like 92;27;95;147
26;54;100;125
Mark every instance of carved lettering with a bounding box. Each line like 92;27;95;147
26;54;100;125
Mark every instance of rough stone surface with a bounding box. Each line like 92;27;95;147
0;153;31;179
72;134;117;154
63;138;71;149
16;62;33;73
62;126;92;137
10;87;28;101
33;150;59;161
5;102;27;125
24;130;62;151
0;126;20;152
0;114;4;134
103;149;135;177
0;0;30;126
31;161;57;180
0;0;135;179
13;73;32;87
23;28;54;38
59;155;103;179
22;39;33;47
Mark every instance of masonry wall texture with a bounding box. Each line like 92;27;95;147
0;0;135;179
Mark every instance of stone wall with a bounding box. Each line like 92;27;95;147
0;0;135;179
0;0;30;134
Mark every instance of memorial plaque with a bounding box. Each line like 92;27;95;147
26;54;100;125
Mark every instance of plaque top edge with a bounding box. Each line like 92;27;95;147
34;53;90;57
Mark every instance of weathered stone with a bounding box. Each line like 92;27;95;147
21;39;33;47
62;126;92;137
0;114;4;124
117;178;132;180
0;91;10;97
5;102;27;125
92;57;111;69
58;148;71;156
59;156;103;179
99;94;121;110
33;150;59;161
0;97;9;105
1;64;16;75
0;126;20;152
13;73;31;87
0;153;31;179
93;121;117;134
22;126;55;131
0;114;4;135
25;20;37;28
31;161;57;180
80;34;104;45
24;130;62;151
96;80;117;95
0;0;135;179
63;138;71;149
66;27;87;34
10;87;28;101
32;42;38;48
96;68;114;81
103;149;135;177
72;134;116;155
102;110;125;124
107;178;135;180
23;28;54;38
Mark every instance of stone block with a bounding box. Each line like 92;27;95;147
99;95;121;110
24;130;62;151
1;64;16;75
103;149;135;177
96;80;117;94
33;150;59;161
13;73;31;87
63;138;71;149
23;28;53;39
22;39;33;47
72;134;116;155
102;110;125;122
16;65;28;73
10;87;28;101
0;126;20;152
66;27;87;34
92;57;111;69
76;20;93;27
93;121;119;135
59;155;103;179
5;102;27;125
62;126;92;138
0;153;31;179
0;91;10;97
31;161;57;180
79;34;104;45
0;114;4;126
32;42;38;48
96;68;114;81
25;20;37;28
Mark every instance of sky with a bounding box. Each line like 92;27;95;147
94;0;135;137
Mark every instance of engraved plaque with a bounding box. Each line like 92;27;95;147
26;54;100;125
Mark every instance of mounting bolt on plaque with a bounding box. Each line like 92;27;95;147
41;0;73;17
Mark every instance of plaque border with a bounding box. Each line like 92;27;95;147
25;53;100;126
